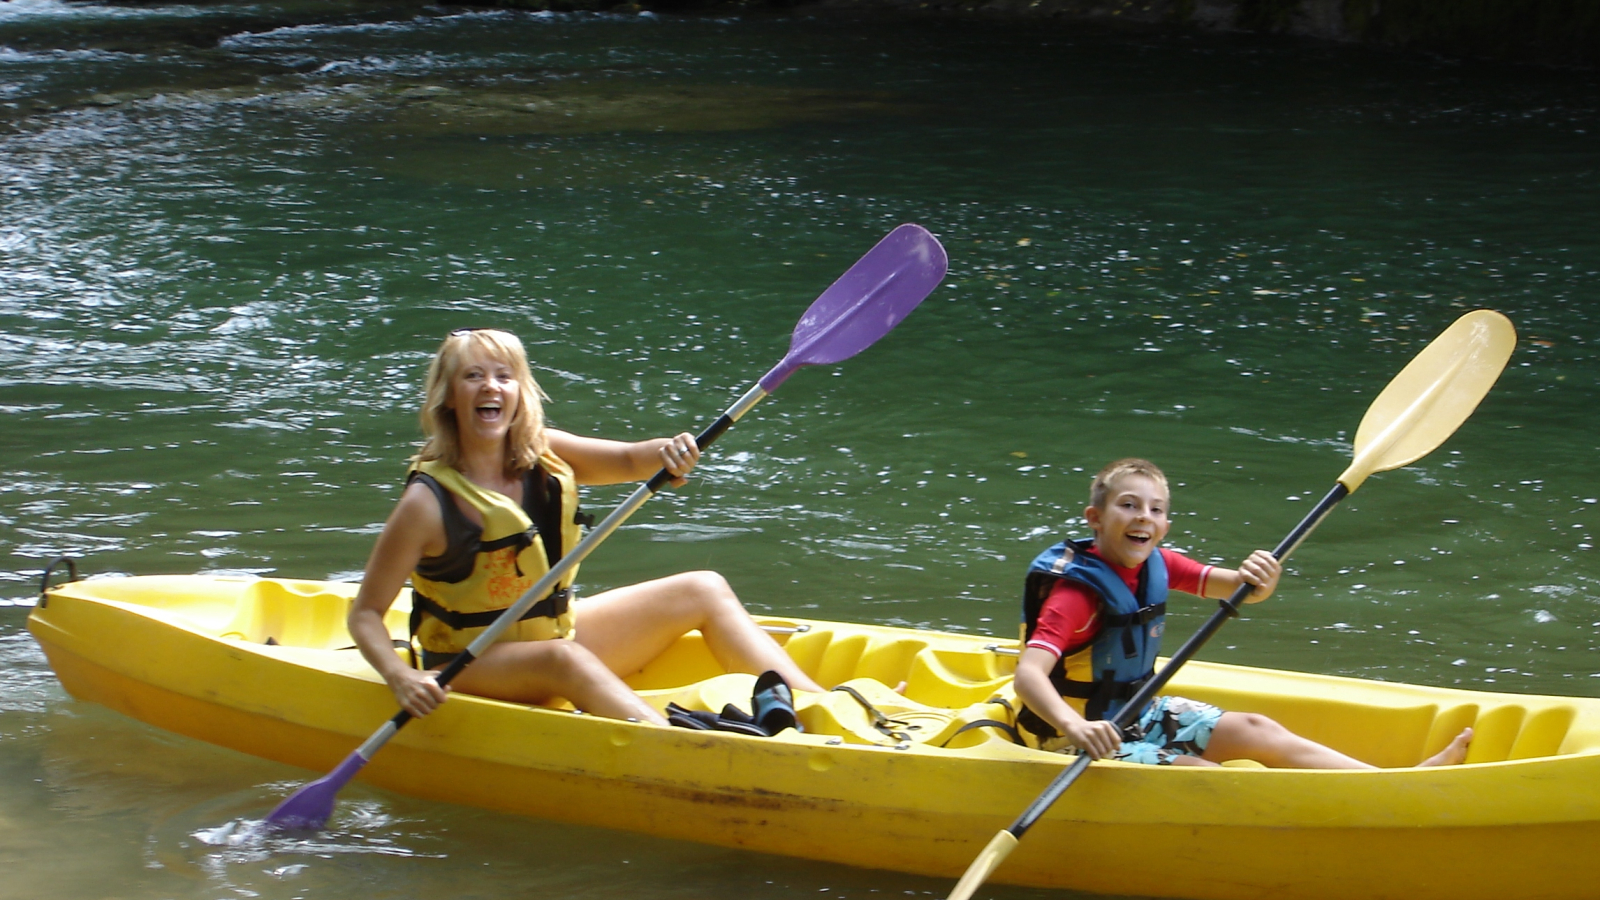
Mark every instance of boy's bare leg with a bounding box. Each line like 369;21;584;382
1205;714;1474;769
1203;712;1375;769
1417;728;1473;767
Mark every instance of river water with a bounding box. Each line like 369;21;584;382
2;2;1598;898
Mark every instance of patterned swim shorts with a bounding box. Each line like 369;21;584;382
1111;695;1224;765
1031;695;1224;765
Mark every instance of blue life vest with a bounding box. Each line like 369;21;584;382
1020;538;1168;724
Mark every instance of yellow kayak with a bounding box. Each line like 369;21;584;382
28;574;1600;900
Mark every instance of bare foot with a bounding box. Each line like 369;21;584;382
893;681;908;695
1418;727;1473;767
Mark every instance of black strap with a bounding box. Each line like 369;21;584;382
478;531;535;554
410;586;571;632
1024;670;1152;738
830;685;915;742
939;718;1024;747
1016;703;1057;741
1016;701;1146;745
1100;601;1167;627
1054;674;1149;700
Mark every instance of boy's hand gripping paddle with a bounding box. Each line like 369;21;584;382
266;224;947;831
945;309;1516;900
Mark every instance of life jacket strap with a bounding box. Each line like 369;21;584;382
1017;695;1150;745
1099;601;1167;627
1058;672;1150;701
410;585;571;632
477;531;535;554
1055;670;1153;722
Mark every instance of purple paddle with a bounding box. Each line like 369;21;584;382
265;224;947;830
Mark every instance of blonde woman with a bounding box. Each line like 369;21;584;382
346;328;823;724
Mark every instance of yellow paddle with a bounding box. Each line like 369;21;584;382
945;308;1516;900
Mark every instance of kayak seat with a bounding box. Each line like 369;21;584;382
852;638;930;687
926;697;1032;750
219;579;354;651
774;629;932;698
814;634;869;691
903;647;1014;709
801;678;962;746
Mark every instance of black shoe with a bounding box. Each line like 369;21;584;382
666;702;768;737
666;702;718;730
751;670;801;734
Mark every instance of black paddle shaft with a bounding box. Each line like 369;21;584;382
644;415;736;493
1006;481;1352;839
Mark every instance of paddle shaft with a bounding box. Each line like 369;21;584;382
355;384;766;759
1003;482;1349;839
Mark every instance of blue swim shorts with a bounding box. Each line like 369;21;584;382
1027;695;1224;765
1111;695;1224;765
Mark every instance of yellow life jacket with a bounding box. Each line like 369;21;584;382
407;453;584;656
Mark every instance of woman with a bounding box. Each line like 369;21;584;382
347;328;824;725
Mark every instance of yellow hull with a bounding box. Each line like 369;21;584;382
28;575;1600;900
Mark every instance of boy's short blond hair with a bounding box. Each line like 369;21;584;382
1089;458;1169;509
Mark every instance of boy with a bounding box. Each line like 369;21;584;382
1013;458;1472;768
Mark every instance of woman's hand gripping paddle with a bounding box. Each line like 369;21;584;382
945;309;1516;900
265;224;948;831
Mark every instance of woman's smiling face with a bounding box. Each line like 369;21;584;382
448;347;521;447
1085;473;1171;569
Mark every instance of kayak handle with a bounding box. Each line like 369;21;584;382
37;556;80;608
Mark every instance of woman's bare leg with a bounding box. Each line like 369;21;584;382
574;570;824;693
447;638;666;724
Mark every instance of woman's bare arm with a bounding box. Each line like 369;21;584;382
347;482;453;716
546;428;698;486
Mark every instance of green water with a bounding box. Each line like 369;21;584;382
3;2;1599;897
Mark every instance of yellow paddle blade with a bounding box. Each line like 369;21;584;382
947;830;1019;900
1339;309;1515;492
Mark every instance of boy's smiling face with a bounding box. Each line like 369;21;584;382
1085;473;1171;569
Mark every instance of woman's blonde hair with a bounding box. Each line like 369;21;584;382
1089;458;1169;510
413;329;548;475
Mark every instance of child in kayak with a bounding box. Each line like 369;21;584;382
1013;457;1472;767
345;327;822;724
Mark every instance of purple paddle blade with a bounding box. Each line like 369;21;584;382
758;224;946;391
264;749;368;830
